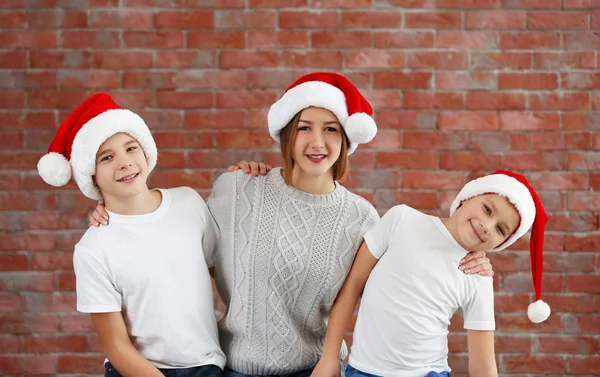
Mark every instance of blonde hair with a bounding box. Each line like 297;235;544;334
279;111;350;185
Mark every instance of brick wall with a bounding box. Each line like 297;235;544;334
1;0;599;375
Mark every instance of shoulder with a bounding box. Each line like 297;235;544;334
74;228;109;264
165;186;202;202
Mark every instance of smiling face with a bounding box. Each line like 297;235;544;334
93;132;149;201
451;194;521;252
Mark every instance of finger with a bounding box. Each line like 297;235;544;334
266;164;272;171
461;250;484;263
459;257;490;271
461;261;491;275
237;160;250;173
247;161;259;176
92;212;108;226
258;162;267;175
479;270;494;278
98;206;109;220
227;165;238;172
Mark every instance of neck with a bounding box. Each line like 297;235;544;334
103;188;162;216
441;216;470;252
287;167;336;195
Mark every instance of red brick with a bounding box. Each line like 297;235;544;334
529;11;589;29
25;335;87;353
123;72;176;89
0;131;24;149
0;254;27;272
123;31;183;48
405;11;462;28
566;234;600;251
279;10;339;28
592;174;600;190
0;192;56;212
187;31;245;48
0;313;59;334
466;11;525;29
249;0;307;6
563;31;600;50
58;70;121;89
503;152;566;170
310;0;372;7
499;112;560;130
342;11;402;28
467;132;510;151
216;90;276;109
0;335;22;353
395;192;439;210
500;31;560;49
154;10;213;28
346;51;405;69
155;51;216;69
495;334;532;353
374;72;432;89
499;73;558;90
248;30;308;48
437;72;496;90
216;9;275;28
594;11;600;28
0;173;21;190
156;92;214;109
570;314;600;333
564;0;600;8
29;251;73;271
221;51;279;69
89;9;152;28
441;152;501;170
58;355;104;374
403;171;464;190
387;0;436;6
502;355;565;373
0;355;57;374
404;132;466;151
436;31;498;49
528;172;588;190
0;31;57;48
544;292;596;312
467;92;526;110
438;0;499;7
376;151;437;169
568;356;600;374
533;52;595;69
313;31;372;48
568;151;600;170
0;10;26;27
0;292;23;312
374;31;434;48
184;110;246;129
214;131;274;149
471;52;532;70
57;272;76;291
364;129;402;148
500;313;562;332
123;0;183;5
61;31;119;48
408;51;467;69
0;51;27;68
438;111;497;130
345;169;399;190
403;92;463;109
562;72;600;90
566;275;600;293
495;293;531;312
529;93;590;110
283;51;342;68
0;91;25;109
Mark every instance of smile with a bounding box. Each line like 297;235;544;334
117;173;139;182
470;220;483;242
306;154;326;162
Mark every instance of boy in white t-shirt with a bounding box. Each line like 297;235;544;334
312;170;550;377
37;93;225;377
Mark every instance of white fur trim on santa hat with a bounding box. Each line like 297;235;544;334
37;152;72;187
70;109;158;200
449;173;536;252
527;300;551;323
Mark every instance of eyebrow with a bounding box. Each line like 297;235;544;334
96;139;138;160
298;119;341;126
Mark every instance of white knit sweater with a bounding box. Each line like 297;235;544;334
207;168;379;375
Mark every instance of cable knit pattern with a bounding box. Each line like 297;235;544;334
207;168;379;375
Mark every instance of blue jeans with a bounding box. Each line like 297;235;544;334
346;365;451;377
224;360;346;377
105;361;222;377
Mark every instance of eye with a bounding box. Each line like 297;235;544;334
325;126;339;132
127;146;138;152
497;225;506;236
483;204;492;215
100;155;112;162
298;126;310;131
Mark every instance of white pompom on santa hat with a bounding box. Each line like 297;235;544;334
267;72;377;154
450;170;551;323
37;93;157;200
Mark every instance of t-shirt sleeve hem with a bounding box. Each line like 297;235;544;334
464;320;495;331
363;231;383;259
77;304;121;313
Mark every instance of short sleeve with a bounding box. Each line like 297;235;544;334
73;245;121;313
363;205;405;259
462;276;495;331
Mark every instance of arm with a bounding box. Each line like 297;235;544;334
92;312;164;377
460;250;494;278
311;242;378;377
467;330;498;377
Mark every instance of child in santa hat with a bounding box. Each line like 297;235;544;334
38;93;225;377
313;170;549;377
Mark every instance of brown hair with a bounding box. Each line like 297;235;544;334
279;111;350;185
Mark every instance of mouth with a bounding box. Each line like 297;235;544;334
470;220;484;242
305;154;327;163
117;173;139;182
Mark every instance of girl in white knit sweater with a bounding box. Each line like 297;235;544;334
89;73;494;377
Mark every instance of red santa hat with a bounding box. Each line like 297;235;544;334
267;72;377;154
450;170;550;323
37;93;157;200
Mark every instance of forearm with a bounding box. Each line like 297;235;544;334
104;340;164;377
321;286;361;360
468;364;498;377
467;330;497;377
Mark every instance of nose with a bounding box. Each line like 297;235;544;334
309;130;325;150
479;220;490;235
116;154;133;170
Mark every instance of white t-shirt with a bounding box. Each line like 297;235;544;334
73;187;226;369
349;205;494;377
